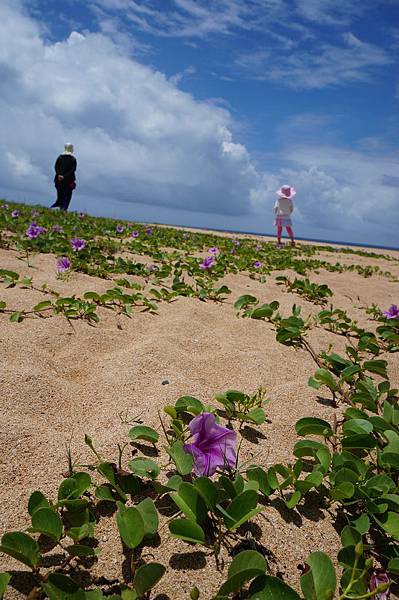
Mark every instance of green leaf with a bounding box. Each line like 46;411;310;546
175;396;204;415
285;491;301;509
28;491;50;516
116;506;144;549
193;477;218;509
246;466;271;497
83;292;101;301
223;490;262;530
374;511;399;539
341;434;376;449
310;369;338;392
30;508;63;541
363;359;388;378
388;558;399;574
342;419;373;435
234;295;258;310
170;483;208;524
42;573;85;600
133;563;165;596
249;304;275;320
10;311;23;323
128;458;160;480
300;551;336;600
0;532;41;569
351;514;370;535
136;498;159;537
295;417;333;437
169;519;205;544
293;440;327;459
246;408;266;424
97;462;127;501
67;523;95;543
0;573;11;599
128;426;159;444
33;300;53;312
330;482;355;500
167;440;193;475
295;471;323;494
248;575;301;599
218;550;267;595
66;545;97;557
340;526;361;548
95;484;116;502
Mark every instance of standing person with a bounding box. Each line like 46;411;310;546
51;143;77;211
274;185;296;248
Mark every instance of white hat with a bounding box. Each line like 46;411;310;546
64;143;74;154
276;185;296;199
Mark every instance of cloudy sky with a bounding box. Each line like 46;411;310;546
1;0;398;246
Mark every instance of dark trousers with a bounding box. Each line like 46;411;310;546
53;182;74;211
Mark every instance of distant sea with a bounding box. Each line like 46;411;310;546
152;221;399;252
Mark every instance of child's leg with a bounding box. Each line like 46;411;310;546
277;225;282;243
286;226;294;244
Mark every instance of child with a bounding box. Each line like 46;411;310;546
274;185;296;247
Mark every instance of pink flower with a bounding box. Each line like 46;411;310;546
383;305;399;319
70;237;85;251
184;413;236;476
57;257;71;273
200;256;215;270
208;246;220;255
369;571;390;599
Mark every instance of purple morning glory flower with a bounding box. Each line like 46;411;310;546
57;257;71;273
184;412;237;476
26;223;45;239
52;225;63;233
232;239;239;246
253;261;263;268
383;304;399;320
11;210;19;218
145;227;153;235
70;237;85;251
131;230;140;238
200;256;215;270
116;224;125;233
147;264;157;272
31;210;39;217
1;204;9;209
79;212;85;218
369;571;390;599
208;246;220;255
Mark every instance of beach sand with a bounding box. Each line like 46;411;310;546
0;233;398;599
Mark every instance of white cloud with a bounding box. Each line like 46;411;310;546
295;0;367;25
0;0;259;217
252;145;399;244
89;0;289;39
235;32;391;89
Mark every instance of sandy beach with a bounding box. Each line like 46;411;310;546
0;228;398;599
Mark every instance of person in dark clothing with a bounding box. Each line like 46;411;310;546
51;143;77;211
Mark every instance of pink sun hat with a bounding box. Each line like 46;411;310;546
276;185;296;199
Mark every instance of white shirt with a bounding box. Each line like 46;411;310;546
274;197;293;217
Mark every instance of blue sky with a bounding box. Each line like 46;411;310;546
1;0;398;246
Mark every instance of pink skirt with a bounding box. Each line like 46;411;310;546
274;216;292;227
